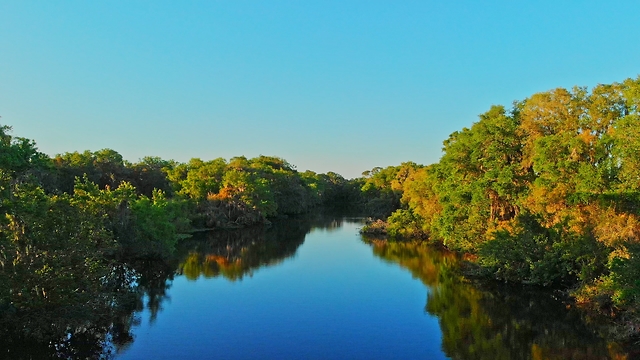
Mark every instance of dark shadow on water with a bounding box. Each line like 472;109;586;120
365;239;629;360
0;258;176;359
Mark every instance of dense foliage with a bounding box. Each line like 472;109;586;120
5;74;640;354
374;76;640;318
0;124;357;356
165;155;358;227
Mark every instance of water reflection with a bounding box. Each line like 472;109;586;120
0;257;177;359
176;213;352;281
366;240;628;360
8;215;628;359
0;214;339;358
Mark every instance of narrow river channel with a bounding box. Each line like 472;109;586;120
115;215;624;359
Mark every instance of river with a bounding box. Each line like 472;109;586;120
112;215;625;359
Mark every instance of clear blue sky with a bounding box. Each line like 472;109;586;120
1;1;639;178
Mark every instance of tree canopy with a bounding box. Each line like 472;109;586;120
377;76;640;313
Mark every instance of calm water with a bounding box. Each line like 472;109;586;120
113;216;625;359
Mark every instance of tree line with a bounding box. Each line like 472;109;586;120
0;125;366;356
363;76;640;328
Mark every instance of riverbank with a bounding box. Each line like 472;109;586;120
360;218;640;349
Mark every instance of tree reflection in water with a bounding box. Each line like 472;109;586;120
4;216;632;359
0;258;176;359
366;240;629;360
0;213;350;358
176;213;350;281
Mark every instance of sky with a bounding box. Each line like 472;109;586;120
1;1;639;179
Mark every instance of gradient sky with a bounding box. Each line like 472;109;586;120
1;1;639;178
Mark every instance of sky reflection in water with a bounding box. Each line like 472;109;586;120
117;217;623;360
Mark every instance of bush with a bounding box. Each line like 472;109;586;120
608;242;640;307
479;215;608;286
386;209;429;240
